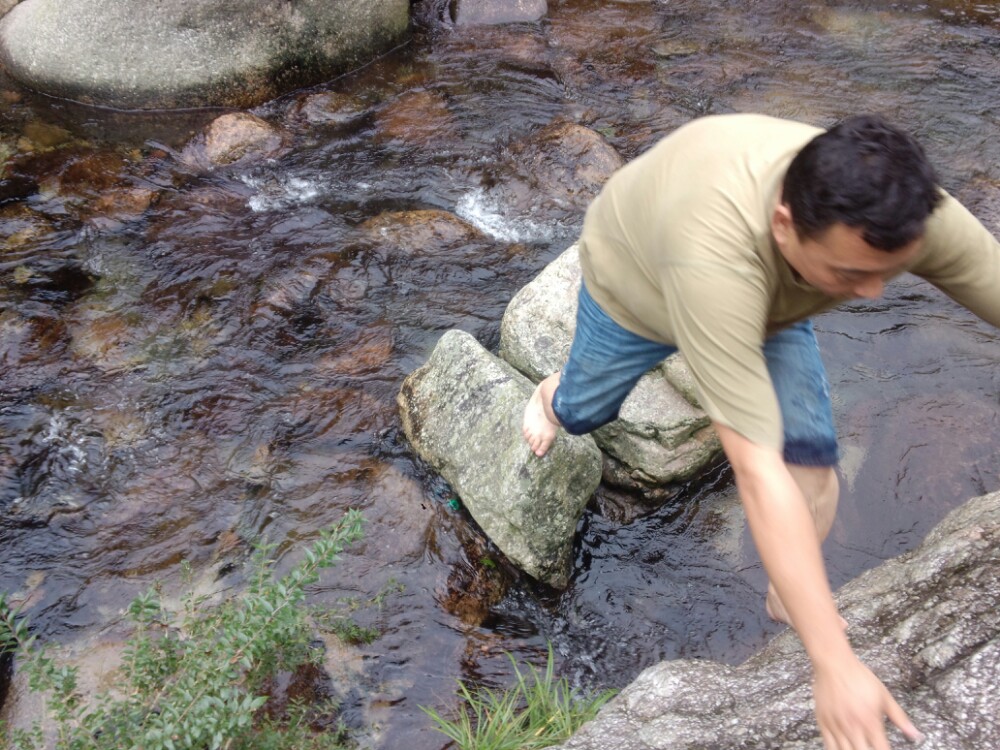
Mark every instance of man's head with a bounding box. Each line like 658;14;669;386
773;115;942;299
782;114;942;251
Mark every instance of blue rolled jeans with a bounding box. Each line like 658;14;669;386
550;282;839;467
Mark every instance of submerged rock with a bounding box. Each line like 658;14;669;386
0;0;410;110
375;89;457;146
20;147;161;225
555;489;1000;750
316;325;395;377
398;329;602;589
481;121;624;223
201;113;286;167
651;39;700;59
20;120;73;151
515;121;623;207
358;209;487;252
289;91;368;126
451;0;547;26
66;302;152;373
438;521;511;627
50;150;128;194
499;244;722;490
87;187;157;226
437;21;550;69
0;203;53;249
0;635;128;743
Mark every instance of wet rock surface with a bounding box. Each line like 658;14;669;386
500;244;722;488
398;329;602;589
358;209;487;251
438;520;512;626
289;91;368;126
650;39;701;59
451;0;548;26
197;113;286;167
555;489;1000;750
485;121;624;221
0;635;128;743
375;89;458;146
0;0;411;109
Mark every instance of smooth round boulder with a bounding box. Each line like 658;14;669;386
0;0;410;110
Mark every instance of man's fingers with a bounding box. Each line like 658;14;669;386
847;723;888;750
884;692;925;743
865;725;891;750
819;726;840;750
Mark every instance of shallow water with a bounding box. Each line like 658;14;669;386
1;0;999;746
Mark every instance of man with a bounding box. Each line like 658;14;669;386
522;113;1000;750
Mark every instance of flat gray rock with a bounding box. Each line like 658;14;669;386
398;329;602;589
0;0;409;109
555;489;1000;749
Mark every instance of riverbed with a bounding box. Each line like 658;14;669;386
1;1;999;747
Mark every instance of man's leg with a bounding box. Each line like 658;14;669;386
766;463;839;624
761;320;841;625
522;282;676;457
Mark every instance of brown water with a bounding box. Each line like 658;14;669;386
2;1;999;747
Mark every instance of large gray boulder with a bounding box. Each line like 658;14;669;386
556;489;1000;750
499;244;722;489
0;0;409;110
398;329;602;589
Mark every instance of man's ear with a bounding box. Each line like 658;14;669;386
771;202;794;248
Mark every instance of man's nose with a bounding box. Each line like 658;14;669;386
853;277;884;299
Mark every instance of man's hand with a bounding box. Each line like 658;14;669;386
713;423;925;748
813;655;924;750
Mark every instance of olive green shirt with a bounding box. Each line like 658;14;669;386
579;113;1000;450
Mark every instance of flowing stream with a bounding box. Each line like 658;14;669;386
1;1;999;747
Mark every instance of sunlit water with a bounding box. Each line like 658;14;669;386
1;1;999;746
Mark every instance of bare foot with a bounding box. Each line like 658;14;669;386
766;584;848;630
523;374;561;457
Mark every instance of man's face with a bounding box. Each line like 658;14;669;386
772;206;923;300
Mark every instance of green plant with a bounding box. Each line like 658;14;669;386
0;510;365;750
421;647;616;750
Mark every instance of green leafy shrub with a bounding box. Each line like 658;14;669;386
421;647;616;750
0;510;366;750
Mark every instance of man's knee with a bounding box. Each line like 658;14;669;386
786;463;839;538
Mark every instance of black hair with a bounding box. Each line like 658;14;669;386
782;115;942;251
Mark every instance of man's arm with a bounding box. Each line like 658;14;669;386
911;192;1000;328
714;423;924;750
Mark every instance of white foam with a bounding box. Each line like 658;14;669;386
41;413;88;476
242;174;323;212
455;188;558;244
